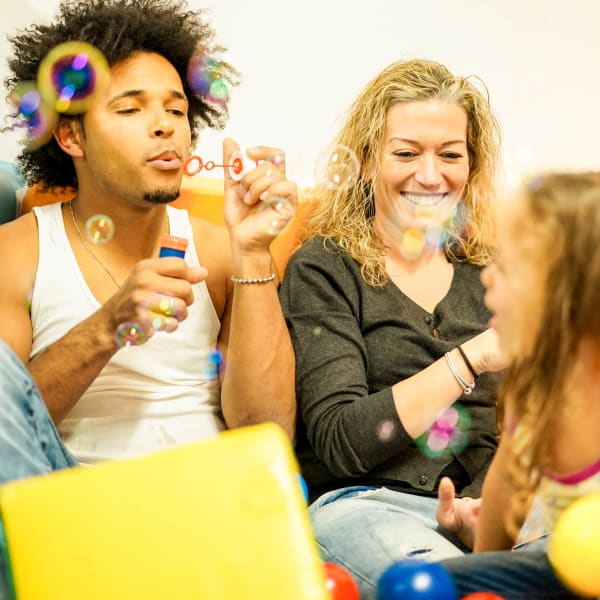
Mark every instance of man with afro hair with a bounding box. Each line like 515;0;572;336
0;0;297;483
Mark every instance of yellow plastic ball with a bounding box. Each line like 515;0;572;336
548;492;600;597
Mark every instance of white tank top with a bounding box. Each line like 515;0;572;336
31;202;225;463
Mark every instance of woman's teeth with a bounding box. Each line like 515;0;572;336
402;192;448;206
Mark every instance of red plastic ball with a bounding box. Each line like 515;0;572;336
323;562;360;600
462;593;506;600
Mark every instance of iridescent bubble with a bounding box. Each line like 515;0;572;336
187;64;211;96
7;82;58;148
37;41;110;114
316;144;360;190
115;322;148;348
205;348;223;380
186;46;229;105
416;403;471;459
258;196;296;236
208;78;229;104
424;224;447;250
151;316;165;331
400;228;426;260
377;419;396;443
85;214;114;244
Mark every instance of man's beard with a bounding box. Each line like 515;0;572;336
143;188;180;204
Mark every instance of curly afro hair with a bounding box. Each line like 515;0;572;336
5;0;239;189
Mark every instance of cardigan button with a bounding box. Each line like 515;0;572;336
424;315;432;324
418;474;429;486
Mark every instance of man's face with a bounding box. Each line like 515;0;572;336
75;51;192;205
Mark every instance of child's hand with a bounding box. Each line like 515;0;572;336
435;476;480;550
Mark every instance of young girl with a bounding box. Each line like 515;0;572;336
441;171;600;598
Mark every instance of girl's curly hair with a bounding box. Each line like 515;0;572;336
4;0;239;189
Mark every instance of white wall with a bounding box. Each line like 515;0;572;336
2;0;599;191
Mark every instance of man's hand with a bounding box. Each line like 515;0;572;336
436;476;480;550
102;257;207;344
222;138;298;254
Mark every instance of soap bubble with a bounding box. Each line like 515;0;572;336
187;46;230;105
315;144;360;190
416;403;471;459
258;196;296;236
7;82;58;148
85;214;114;244
115;322;147;348
37;41;110;114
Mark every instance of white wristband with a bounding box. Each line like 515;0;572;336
444;351;476;396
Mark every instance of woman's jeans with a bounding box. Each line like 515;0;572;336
308;484;573;599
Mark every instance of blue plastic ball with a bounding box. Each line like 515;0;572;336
377;560;457;600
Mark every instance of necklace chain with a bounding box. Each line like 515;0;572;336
68;199;170;289
69;199;121;288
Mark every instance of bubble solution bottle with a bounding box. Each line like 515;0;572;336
159;235;188;259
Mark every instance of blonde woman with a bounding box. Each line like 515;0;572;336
279;58;508;597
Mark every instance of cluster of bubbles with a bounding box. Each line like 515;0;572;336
8;41;109;148
416;403;471;459
82;214;141;349
186;46;230;105
81;215;179;350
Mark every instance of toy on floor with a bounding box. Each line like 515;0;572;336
323;562;360;600
377;559;457;600
548;492;600;597
0;423;330;600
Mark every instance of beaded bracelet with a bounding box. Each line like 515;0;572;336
230;273;276;285
456;345;479;380
444;351;476;396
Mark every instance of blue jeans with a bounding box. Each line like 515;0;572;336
440;550;581;599
0;341;78;598
308;486;465;600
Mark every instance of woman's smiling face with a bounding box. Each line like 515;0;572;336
372;99;470;232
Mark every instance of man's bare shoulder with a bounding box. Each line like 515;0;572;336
0;212;39;266
0;212;39;361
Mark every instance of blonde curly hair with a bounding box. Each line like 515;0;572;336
300;58;502;286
